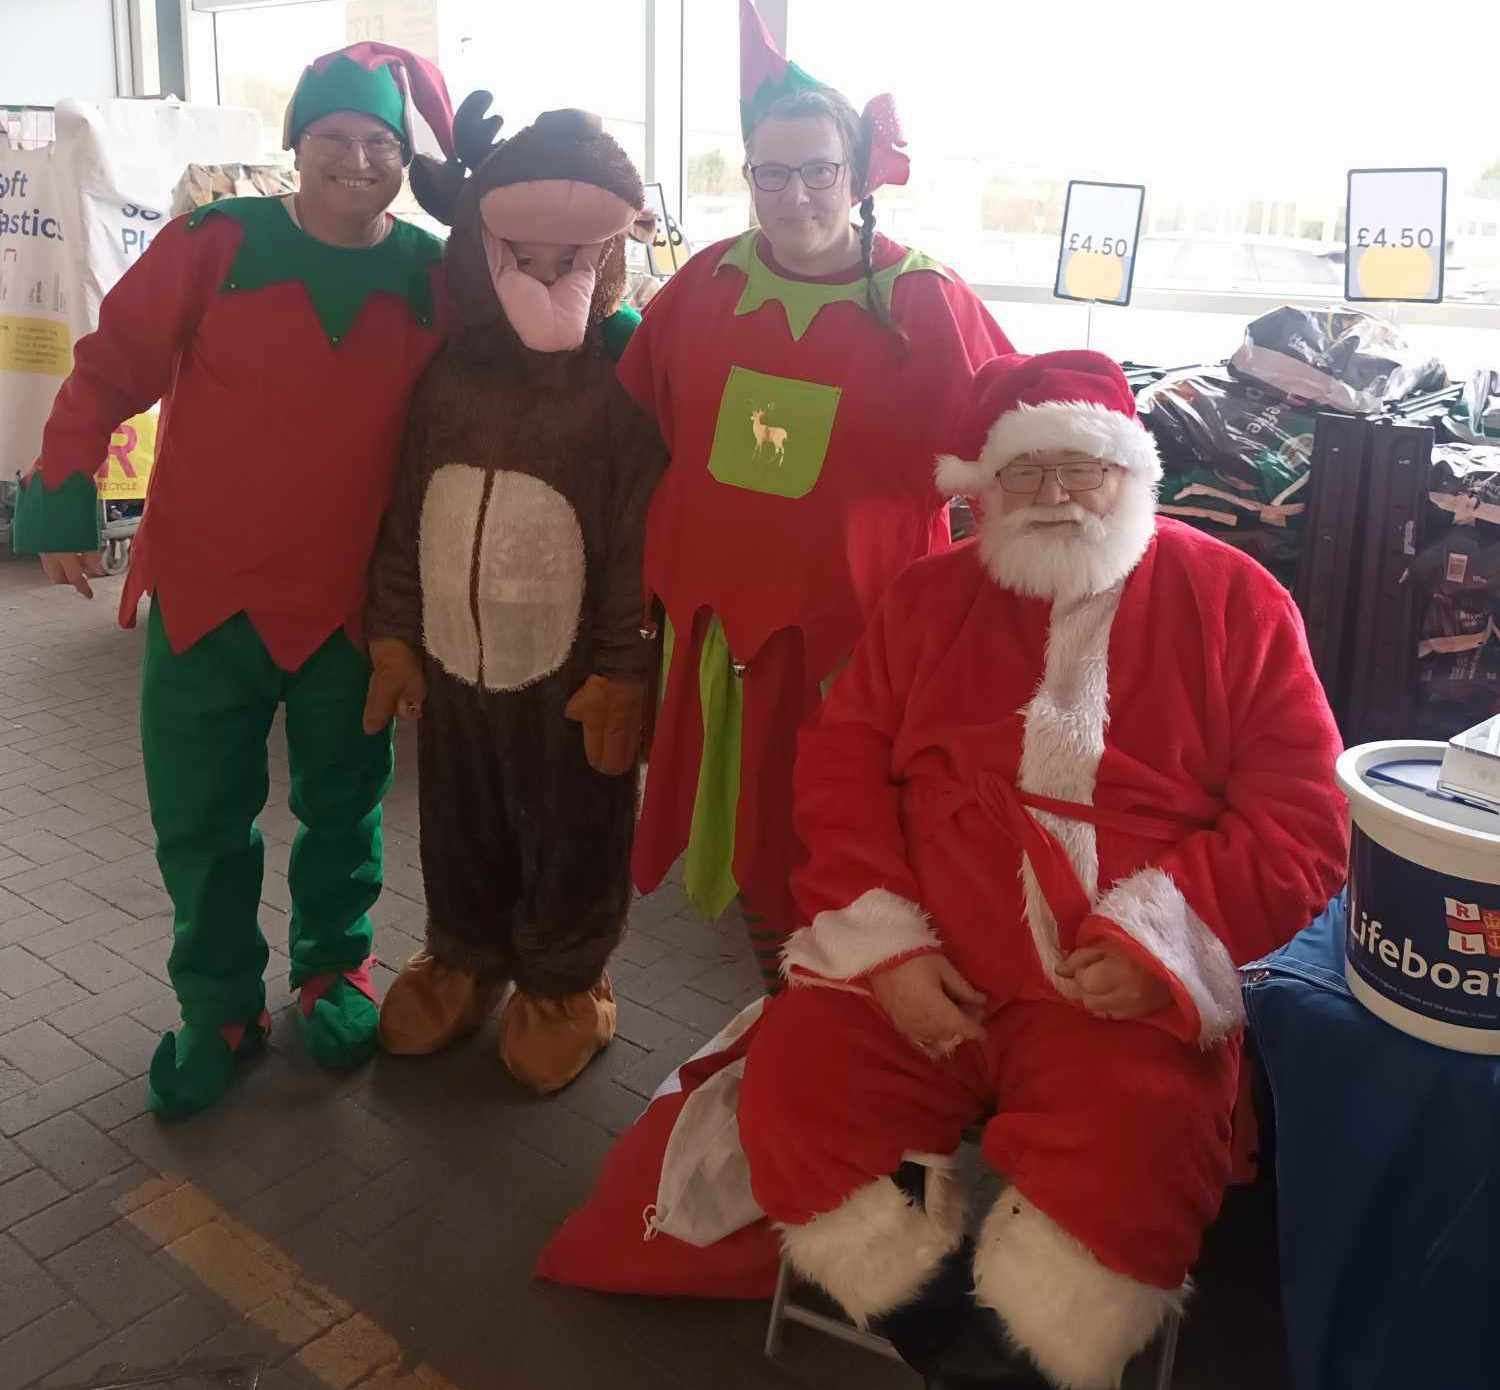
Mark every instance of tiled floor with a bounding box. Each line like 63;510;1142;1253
0;553;1289;1389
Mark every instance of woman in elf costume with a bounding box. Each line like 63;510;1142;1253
14;43;454;1118
620;0;1014;986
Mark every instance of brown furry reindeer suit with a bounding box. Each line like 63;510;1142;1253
363;94;666;1092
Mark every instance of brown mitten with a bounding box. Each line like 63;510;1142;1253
362;637;427;735
564;674;647;776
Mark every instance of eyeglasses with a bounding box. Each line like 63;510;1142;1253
303;132;405;166
746;160;844;193
998;461;1111;494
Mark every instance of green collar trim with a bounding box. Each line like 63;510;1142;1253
714;230;947;341
187;197;443;344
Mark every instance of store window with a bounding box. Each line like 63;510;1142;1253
682;0;750;254
207;0;650;235
212;1;347;156
445;1;648;174
788;0;1500;315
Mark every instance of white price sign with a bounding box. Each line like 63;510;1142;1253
1345;167;1446;303
1054;180;1145;307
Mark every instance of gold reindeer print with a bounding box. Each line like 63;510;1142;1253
749;405;788;467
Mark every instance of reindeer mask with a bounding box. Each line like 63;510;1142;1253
413;98;652;353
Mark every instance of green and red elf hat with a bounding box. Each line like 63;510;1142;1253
738;0;909;193
283;41;455;163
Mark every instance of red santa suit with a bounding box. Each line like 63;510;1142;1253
739;352;1348;1390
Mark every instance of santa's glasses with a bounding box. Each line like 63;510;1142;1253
998;461;1110;494
746;160;844;192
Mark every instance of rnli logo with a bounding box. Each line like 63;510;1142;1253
1445;898;1500;957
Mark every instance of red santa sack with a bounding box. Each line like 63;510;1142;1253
535;1000;783;1299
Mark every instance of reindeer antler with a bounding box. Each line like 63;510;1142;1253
454;89;503;173
409;89;505;227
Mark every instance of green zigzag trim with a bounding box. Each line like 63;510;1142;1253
187;197;442;345
714;229;948;341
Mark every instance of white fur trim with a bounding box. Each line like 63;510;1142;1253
934;451;988;497
994;401;1162;485
780;1174;964;1327
1092;868;1245;1044
1015;590;1119;987
935;400;1162;500
974;1188;1181;1390
475;470;585;692
780;888;939;983
420;464;486;684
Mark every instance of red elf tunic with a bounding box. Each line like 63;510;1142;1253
27;196;445;671
618;228;1012;927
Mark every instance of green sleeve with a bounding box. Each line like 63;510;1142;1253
600;305;643;363
12;472;101;556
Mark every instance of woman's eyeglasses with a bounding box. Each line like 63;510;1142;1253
746;160;844;193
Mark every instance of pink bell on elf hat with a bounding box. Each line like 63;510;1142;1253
739;0;910;194
935;350;1163;497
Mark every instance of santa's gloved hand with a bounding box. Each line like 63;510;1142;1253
565;674;647;776
362;637;426;735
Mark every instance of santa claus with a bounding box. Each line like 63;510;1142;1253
738;350;1348;1388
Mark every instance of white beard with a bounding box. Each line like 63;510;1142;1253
976;475;1158;602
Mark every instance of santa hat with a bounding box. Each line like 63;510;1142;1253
284;42;455;162
936;351;1163;497
739;0;909;194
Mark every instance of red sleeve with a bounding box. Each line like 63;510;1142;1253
891;270;1014;461
781;572;943;984
1080;577;1348;1043
36;213;235;486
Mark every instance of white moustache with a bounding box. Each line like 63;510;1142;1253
991;501;1108;541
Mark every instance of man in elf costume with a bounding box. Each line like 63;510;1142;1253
739;352;1348;1388
14;43;454;1119
620;0;1013;985
364;100;666;1093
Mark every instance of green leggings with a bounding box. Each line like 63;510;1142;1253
140;606;393;1030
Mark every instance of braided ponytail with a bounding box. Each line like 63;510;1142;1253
858;192;908;351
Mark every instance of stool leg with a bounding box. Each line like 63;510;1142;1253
1153;1308;1181;1390
764;1255;792;1358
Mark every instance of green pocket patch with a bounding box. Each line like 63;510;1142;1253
706;367;841;499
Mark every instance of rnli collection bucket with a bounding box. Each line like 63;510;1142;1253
1335;741;1500;1055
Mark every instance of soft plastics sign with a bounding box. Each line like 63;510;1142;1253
0;99;258;495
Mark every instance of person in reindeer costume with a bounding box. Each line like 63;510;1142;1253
14;43;454;1119
738;351;1348;1388
364;98;667;1093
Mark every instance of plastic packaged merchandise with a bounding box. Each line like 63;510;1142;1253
1441;369;1500;446
1138;366;1317;489
1408;440;1500;735
1229;306;1447;415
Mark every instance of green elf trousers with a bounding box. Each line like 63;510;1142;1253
140;604;392;1031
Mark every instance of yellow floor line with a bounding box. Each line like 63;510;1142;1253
115;1173;460;1390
